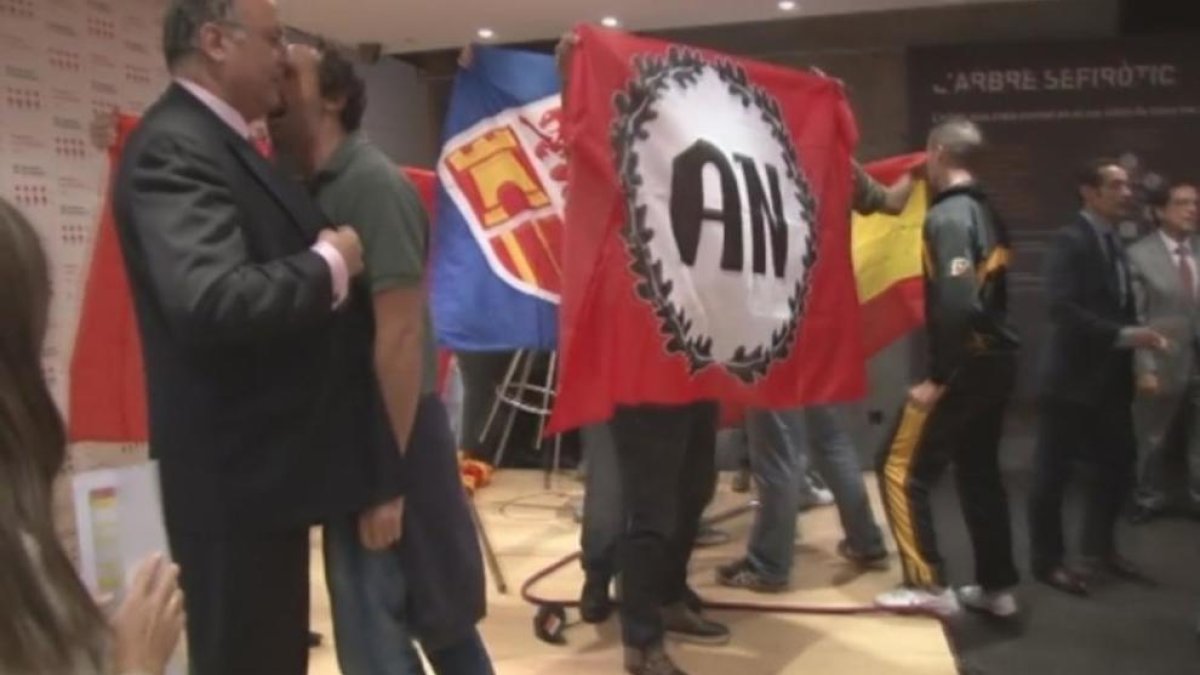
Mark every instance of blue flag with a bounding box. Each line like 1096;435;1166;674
431;46;564;351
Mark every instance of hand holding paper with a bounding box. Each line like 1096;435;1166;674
112;554;185;675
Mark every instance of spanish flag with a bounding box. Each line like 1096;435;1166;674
852;153;927;356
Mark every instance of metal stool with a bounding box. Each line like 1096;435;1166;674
478;349;563;488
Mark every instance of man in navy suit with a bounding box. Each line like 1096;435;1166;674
1028;158;1169;596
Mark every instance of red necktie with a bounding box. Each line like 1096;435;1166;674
1178;244;1195;303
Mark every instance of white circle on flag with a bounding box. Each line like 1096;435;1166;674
614;51;817;381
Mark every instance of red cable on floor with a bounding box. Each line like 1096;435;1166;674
520;548;889;644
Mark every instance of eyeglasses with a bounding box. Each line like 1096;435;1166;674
217;19;288;51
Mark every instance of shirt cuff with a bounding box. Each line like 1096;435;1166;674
1115;327;1138;349
311;240;349;308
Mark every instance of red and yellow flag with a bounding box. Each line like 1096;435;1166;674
852;153;927;356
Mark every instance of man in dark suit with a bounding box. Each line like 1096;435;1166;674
112;1;405;672
1028;158;1169;596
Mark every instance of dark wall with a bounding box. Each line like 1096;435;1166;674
403;0;1120;160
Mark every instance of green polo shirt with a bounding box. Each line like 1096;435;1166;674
312;132;438;395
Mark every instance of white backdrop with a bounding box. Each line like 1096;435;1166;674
0;0;169;558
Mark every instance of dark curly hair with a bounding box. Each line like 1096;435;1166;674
316;43;367;133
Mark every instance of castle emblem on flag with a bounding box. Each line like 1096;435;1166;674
439;95;567;302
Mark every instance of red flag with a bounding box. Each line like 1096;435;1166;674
69;113;147;442
549;26;864;433
401;166;456;392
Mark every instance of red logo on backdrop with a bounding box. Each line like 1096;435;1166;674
55;136;87;159
50;48;83;72
439;96;567;301
87;16;116;40
13;184;49;207
6;86;42;110
124;66;150;85
0;0;35;19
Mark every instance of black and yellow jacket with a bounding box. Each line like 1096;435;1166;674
923;184;1020;385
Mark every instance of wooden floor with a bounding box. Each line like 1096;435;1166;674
308;470;955;674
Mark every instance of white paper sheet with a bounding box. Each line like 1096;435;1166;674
72;461;185;674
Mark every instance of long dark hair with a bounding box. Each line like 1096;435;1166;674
0;198;106;672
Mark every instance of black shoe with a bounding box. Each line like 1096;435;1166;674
1128;504;1163;525
580;576;613;624
1035;566;1089;597
662;602;731;645
716;558;789;593
837;540;890;571
625;644;688;675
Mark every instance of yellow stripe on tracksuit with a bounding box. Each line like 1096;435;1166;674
881;401;938;588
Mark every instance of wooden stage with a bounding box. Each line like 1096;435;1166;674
308;470;955;674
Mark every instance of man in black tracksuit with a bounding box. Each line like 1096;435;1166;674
875;117;1022;618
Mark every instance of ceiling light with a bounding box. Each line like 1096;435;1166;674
477;28;495;40
601;16;620;28
778;0;797;10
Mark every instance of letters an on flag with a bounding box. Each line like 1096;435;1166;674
852;153;928;355
549;26;865;432
431;46;564;351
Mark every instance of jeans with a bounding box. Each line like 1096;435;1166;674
580;423;623;581
744;405;885;584
324;514;494;675
611;402;718;647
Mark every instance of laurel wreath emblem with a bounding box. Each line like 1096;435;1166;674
610;46;819;383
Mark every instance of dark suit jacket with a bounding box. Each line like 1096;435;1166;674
113;84;403;534
1038;214;1137;407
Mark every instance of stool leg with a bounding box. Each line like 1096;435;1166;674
493;351;536;470
539;351;559;489
468;497;507;594
478;350;524;451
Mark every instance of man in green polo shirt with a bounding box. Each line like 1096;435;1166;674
271;44;492;675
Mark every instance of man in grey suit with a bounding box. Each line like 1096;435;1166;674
1128;178;1200;523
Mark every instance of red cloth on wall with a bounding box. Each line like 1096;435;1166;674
69;113;147;442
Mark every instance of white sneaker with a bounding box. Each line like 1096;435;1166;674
875;586;960;617
798;487;835;512
957;585;1019;618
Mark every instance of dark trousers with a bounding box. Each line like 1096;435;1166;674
171;528;310;675
1028;394;1136;575
454;351;514;461
580;423;622;581
877;353;1019;591
611;401;718;648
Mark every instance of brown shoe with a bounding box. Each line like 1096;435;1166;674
625;644;688;675
1035;566;1089;596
